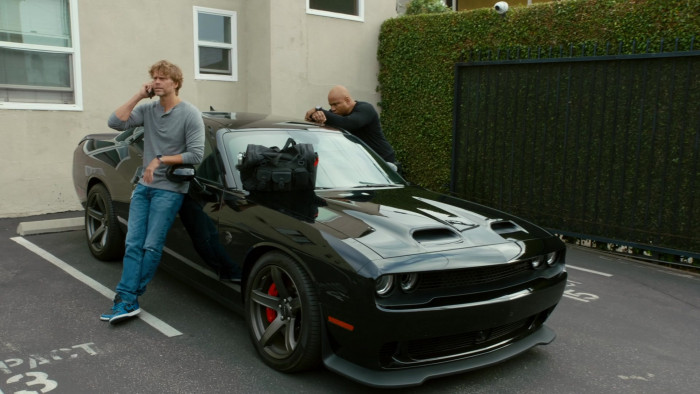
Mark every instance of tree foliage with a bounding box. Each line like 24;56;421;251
405;0;451;15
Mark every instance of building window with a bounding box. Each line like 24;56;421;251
307;0;364;22
0;0;82;110
194;7;237;82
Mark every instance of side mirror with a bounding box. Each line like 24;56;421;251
166;164;196;183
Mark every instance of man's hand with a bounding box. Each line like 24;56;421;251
142;157;160;184
305;108;326;124
305;108;316;121
141;82;154;99
114;82;153;121
312;110;326;123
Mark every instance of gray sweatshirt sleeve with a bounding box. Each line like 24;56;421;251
107;105;145;131
180;107;205;165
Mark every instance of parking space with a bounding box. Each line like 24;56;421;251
0;214;331;393
1;213;699;393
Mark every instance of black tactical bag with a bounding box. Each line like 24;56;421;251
237;138;318;191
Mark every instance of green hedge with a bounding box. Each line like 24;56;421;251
378;0;700;192
452;54;699;254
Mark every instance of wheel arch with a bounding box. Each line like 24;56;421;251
240;243;319;302
86;176;109;197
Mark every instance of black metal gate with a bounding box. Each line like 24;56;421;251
452;41;700;259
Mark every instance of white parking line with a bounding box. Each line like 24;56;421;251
10;236;183;338
567;264;613;277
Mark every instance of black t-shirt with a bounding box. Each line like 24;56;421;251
322;101;396;163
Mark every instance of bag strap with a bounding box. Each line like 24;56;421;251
282;137;297;151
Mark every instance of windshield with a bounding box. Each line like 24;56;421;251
223;129;404;189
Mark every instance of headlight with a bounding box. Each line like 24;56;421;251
546;252;558;266
375;275;394;296
399;273;419;292
531;256;544;269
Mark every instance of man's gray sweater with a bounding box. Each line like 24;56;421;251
108;100;205;194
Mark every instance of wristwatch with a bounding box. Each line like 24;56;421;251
156;154;163;163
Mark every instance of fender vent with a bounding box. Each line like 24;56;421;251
413;228;461;245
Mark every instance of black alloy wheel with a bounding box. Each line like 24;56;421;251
245;251;321;372
85;183;124;261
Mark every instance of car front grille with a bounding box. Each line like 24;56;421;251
406;318;527;359
379;309;552;368
418;260;532;290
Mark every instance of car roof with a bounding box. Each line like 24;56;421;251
202;111;337;132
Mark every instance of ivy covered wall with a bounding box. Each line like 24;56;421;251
378;0;700;192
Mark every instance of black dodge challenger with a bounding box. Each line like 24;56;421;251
72;111;567;387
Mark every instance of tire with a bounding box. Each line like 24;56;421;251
85;183;124;261
245;251;321;372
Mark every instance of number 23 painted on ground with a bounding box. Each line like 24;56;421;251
1;372;58;394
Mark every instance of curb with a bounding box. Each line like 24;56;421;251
16;217;84;236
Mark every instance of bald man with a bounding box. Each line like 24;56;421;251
305;85;396;164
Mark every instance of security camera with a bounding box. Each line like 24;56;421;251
494;1;509;15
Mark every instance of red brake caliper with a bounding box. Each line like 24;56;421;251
266;283;278;323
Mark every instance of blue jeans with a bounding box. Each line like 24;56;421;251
116;184;184;304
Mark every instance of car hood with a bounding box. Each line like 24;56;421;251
311;186;554;260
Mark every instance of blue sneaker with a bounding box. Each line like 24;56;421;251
100;299;140;324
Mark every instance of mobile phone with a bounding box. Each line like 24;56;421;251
147;87;155;99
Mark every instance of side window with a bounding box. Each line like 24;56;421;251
196;136;222;184
0;0;83;110
193;7;237;82
307;0;364;22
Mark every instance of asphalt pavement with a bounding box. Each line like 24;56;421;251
1;212;699;393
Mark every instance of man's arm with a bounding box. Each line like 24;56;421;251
180;109;206;165
115;85;149;120
323;103;374;130
153;112;205;166
108;83;150;130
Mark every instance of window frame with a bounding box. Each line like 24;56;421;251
0;0;83;111
193;6;237;82
306;0;364;22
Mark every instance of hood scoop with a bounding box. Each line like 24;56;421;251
490;220;528;236
412;227;461;246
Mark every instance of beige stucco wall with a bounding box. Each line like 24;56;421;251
0;0;396;217
268;0;397;116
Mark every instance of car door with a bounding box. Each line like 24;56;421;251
161;135;245;308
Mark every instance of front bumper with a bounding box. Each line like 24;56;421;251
324;324;556;388
321;270;567;387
